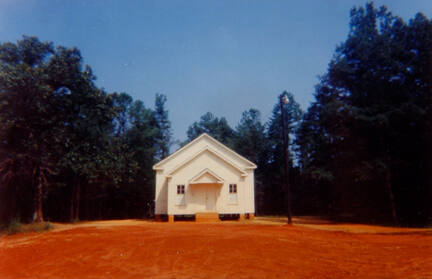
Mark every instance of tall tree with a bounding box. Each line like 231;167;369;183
297;3;432;225
0;36;168;223
124;100;157;216
154;93;172;160
42;43;121;221
234;108;270;214
60;89;119;221
185;112;235;147
0;36;68;222
112;92;133;136
264;92;302;215
234;109;268;164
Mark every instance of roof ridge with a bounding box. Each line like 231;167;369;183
153;133;257;170
166;146;247;177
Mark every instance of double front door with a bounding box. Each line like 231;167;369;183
194;184;217;212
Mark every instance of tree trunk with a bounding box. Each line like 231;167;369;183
70;181;75;221
380;136;398;226
10;179;17;222
384;167;398;226
32;164;43;223
74;179;81;221
98;200;103;220
84;184;89;220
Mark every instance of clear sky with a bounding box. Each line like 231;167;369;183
1;0;431;143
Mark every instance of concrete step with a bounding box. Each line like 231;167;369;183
195;212;220;222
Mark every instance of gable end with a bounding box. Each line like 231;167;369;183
153;133;257;170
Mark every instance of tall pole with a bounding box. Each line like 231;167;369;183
280;93;293;224
427;48;432;221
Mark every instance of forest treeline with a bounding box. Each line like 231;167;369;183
1;3;432;226
0;37;172;223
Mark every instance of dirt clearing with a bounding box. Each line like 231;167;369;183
1;218;431;279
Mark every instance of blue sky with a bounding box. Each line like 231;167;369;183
1;0;431;142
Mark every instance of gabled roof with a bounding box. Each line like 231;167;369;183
189;168;224;184
166;146;248;177
153;133;257;170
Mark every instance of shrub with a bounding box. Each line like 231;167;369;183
44;221;51;230
3;220;52;235
7;219;23;235
27;221;53;232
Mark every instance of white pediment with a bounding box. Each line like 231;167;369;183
153;133;257;171
189;168;224;184
166;146;248;177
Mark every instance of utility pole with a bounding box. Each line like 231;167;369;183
427;48;432;222
280;92;293;225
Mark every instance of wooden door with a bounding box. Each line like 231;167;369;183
205;186;216;211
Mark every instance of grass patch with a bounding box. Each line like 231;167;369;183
7;219;23;235
1;219;53;235
25;221;53;233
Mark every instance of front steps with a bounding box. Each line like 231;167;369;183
155;213;255;222
195;212;220;222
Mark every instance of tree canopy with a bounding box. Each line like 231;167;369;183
296;3;432;225
1;2;432;227
0;36;169;223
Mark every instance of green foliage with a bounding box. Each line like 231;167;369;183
185;112;235;147
2;3;432;227
7;219;23;235
296;3;432;225
183;94;303;216
259;93;303;214
43;221;52;230
154;93;173;160
234;108;269;165
26;221;52;233
3;219;52;235
111;92;133;136
0;36;162;222
0;36;71;222
267;92;303;165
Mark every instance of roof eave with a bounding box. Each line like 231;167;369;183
168;146;248;177
153;133;258;170
152;133;208;169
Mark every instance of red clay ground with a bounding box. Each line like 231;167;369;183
0;218;431;279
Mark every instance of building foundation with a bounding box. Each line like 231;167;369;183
168;215;174;222
154;214;163;221
195;212;220;222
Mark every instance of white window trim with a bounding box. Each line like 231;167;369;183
176;184;186;205
228;184;238;205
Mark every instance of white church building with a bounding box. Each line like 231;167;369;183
153;133;256;222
